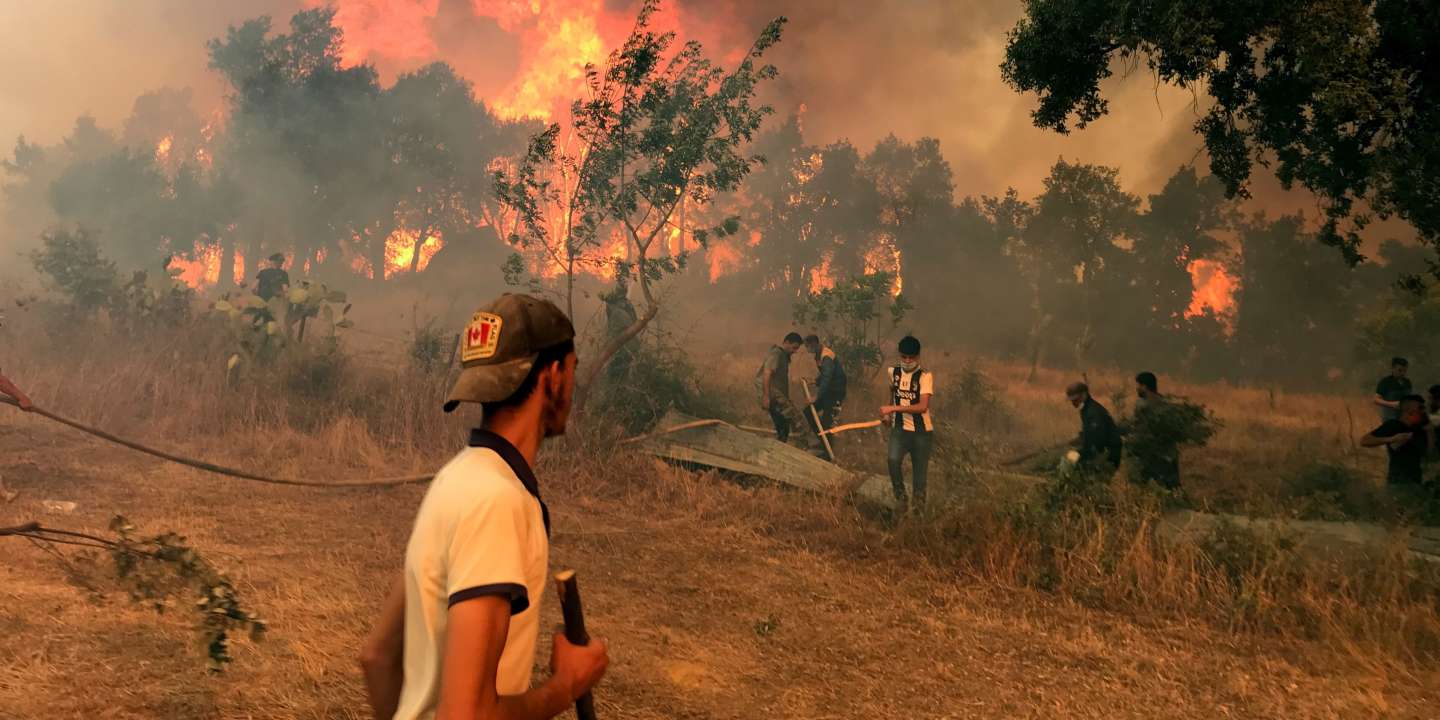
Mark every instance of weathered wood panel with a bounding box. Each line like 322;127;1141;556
639;410;894;509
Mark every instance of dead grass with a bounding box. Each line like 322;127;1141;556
1;309;1439;718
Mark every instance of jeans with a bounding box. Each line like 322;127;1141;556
888;429;933;506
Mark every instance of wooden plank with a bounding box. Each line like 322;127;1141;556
638;410;894;509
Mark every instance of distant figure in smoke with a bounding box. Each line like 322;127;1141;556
601;273;637;384
254;253;290;301
1374;357;1412;422
757;332;824;456
1122;371;1180;489
803;334;846;437
881;335;935;514
1066;381;1122;475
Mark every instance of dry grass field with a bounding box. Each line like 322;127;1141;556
2;308;1439;719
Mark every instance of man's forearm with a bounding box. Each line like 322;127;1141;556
360;579;407;719
362;653;405;719
494;676;574;720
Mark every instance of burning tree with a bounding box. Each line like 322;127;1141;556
496;0;785;408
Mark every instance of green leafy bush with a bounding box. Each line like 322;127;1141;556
793;272;912;377
589;328;728;435
30;227;121;314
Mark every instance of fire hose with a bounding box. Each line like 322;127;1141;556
0;396;432;488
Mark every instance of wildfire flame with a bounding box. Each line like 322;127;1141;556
809;255;836;292
170;245;246;289
1186;258;1237;319
863;242;904;297
384;229;443;278
155;135;173;165
707;242;744;282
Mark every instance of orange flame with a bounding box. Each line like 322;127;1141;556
155;135;173;165
707;242;744;282
1186;259;1237;318
170;245;246;289
809;255;836;292
383;229;443;278
863;243;903;297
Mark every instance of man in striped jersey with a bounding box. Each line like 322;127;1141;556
881;336;934;514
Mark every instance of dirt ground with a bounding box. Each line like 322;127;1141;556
2;417;1438;719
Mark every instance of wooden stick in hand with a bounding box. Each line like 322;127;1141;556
554;570;597;720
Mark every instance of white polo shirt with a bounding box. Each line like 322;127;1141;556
394;430;551;720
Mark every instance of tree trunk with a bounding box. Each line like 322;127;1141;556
218;233;236;288
409;227;427;274
370;230;388;285
572;297;659;415
246;224;263;288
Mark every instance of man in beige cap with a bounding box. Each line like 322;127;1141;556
360;293;609;720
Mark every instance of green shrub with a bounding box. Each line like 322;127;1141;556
792;272;912;377
409;317;451;373
589;329;728;435
30;227;121;314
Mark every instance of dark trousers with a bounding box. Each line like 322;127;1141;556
888;428;933;506
768;393;820;451
805;400;841;434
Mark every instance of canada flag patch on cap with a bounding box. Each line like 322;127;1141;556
462;312;502;362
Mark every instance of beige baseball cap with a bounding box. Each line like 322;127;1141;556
443;293;575;412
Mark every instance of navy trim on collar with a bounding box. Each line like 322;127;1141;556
469;429;550;537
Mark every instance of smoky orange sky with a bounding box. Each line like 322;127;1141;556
0;0;1204;198
0;0;1416;238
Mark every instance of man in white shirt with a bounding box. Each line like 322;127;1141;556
880;335;935;515
360;293;608;720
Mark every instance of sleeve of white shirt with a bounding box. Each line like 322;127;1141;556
445;490;532;614
920;371;934;396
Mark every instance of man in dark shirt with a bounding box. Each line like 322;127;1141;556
1066;382;1122;473
254;253;290;301
1361;394;1429;485
803;334;846;434
1124;371;1181;489
1373;357;1412;422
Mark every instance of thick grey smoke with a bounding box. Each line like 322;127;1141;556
2;0;1195;200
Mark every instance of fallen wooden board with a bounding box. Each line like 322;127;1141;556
1159;509;1440;564
638;410;894;509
